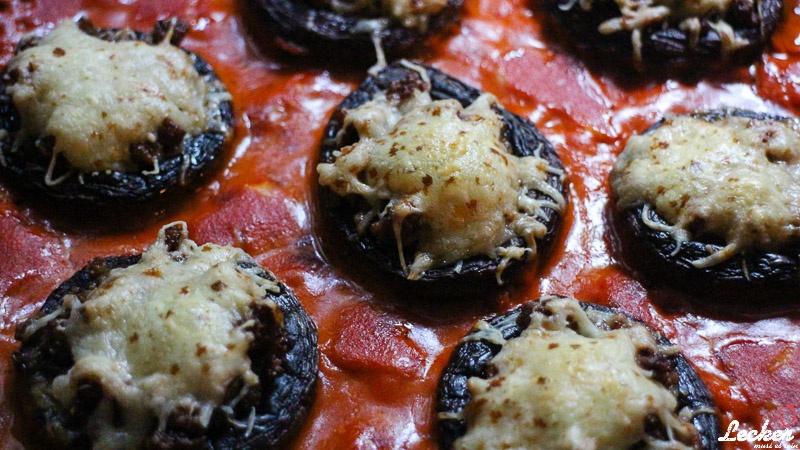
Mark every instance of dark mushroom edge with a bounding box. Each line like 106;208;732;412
317;61;568;286
436;296;720;449
0;17;234;206
247;0;464;58
13;223;318;449
543;0;781;72
612;109;800;298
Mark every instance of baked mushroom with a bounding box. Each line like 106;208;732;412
0;18;234;205
436;295;720;449
247;0;464;60
316;61;567;285
610;109;800;298
13;222;318;449
544;0;781;72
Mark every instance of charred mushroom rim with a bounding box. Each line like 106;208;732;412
544;0;781;72
13;222;318;449
436;296;720;450
0;18;234;206
247;0;464;60
610;109;800;297
316;61;567;285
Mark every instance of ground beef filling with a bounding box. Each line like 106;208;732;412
0;18;229;185
14;222;283;448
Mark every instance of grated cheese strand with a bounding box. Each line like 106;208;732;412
318;78;564;282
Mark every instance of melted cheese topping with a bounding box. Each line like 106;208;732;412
454;297;695;449
317;87;564;281
5;21;209;173
325;0;448;30
564;0;746;67
612;113;800;267
42;222;280;448
598;0;735;29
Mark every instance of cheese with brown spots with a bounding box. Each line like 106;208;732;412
454;297;695;449
5;20;209;173
38;222;279;449
612;113;800;267
317;89;564;280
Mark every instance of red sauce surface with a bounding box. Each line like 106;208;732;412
1;0;800;448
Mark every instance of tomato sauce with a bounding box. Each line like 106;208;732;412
1;0;799;448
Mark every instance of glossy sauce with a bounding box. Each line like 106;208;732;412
0;0;799;449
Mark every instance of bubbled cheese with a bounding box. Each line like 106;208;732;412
454;297;695;450
46;222;280;449
5;20;209;173
612;113;800;267
317;89;564;280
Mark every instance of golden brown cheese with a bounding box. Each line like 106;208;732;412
611;113;800;267
454;297;695;450
317;89;564;281
33;222;280;449
5;20;209;174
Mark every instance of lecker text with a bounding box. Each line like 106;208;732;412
719;420;795;442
